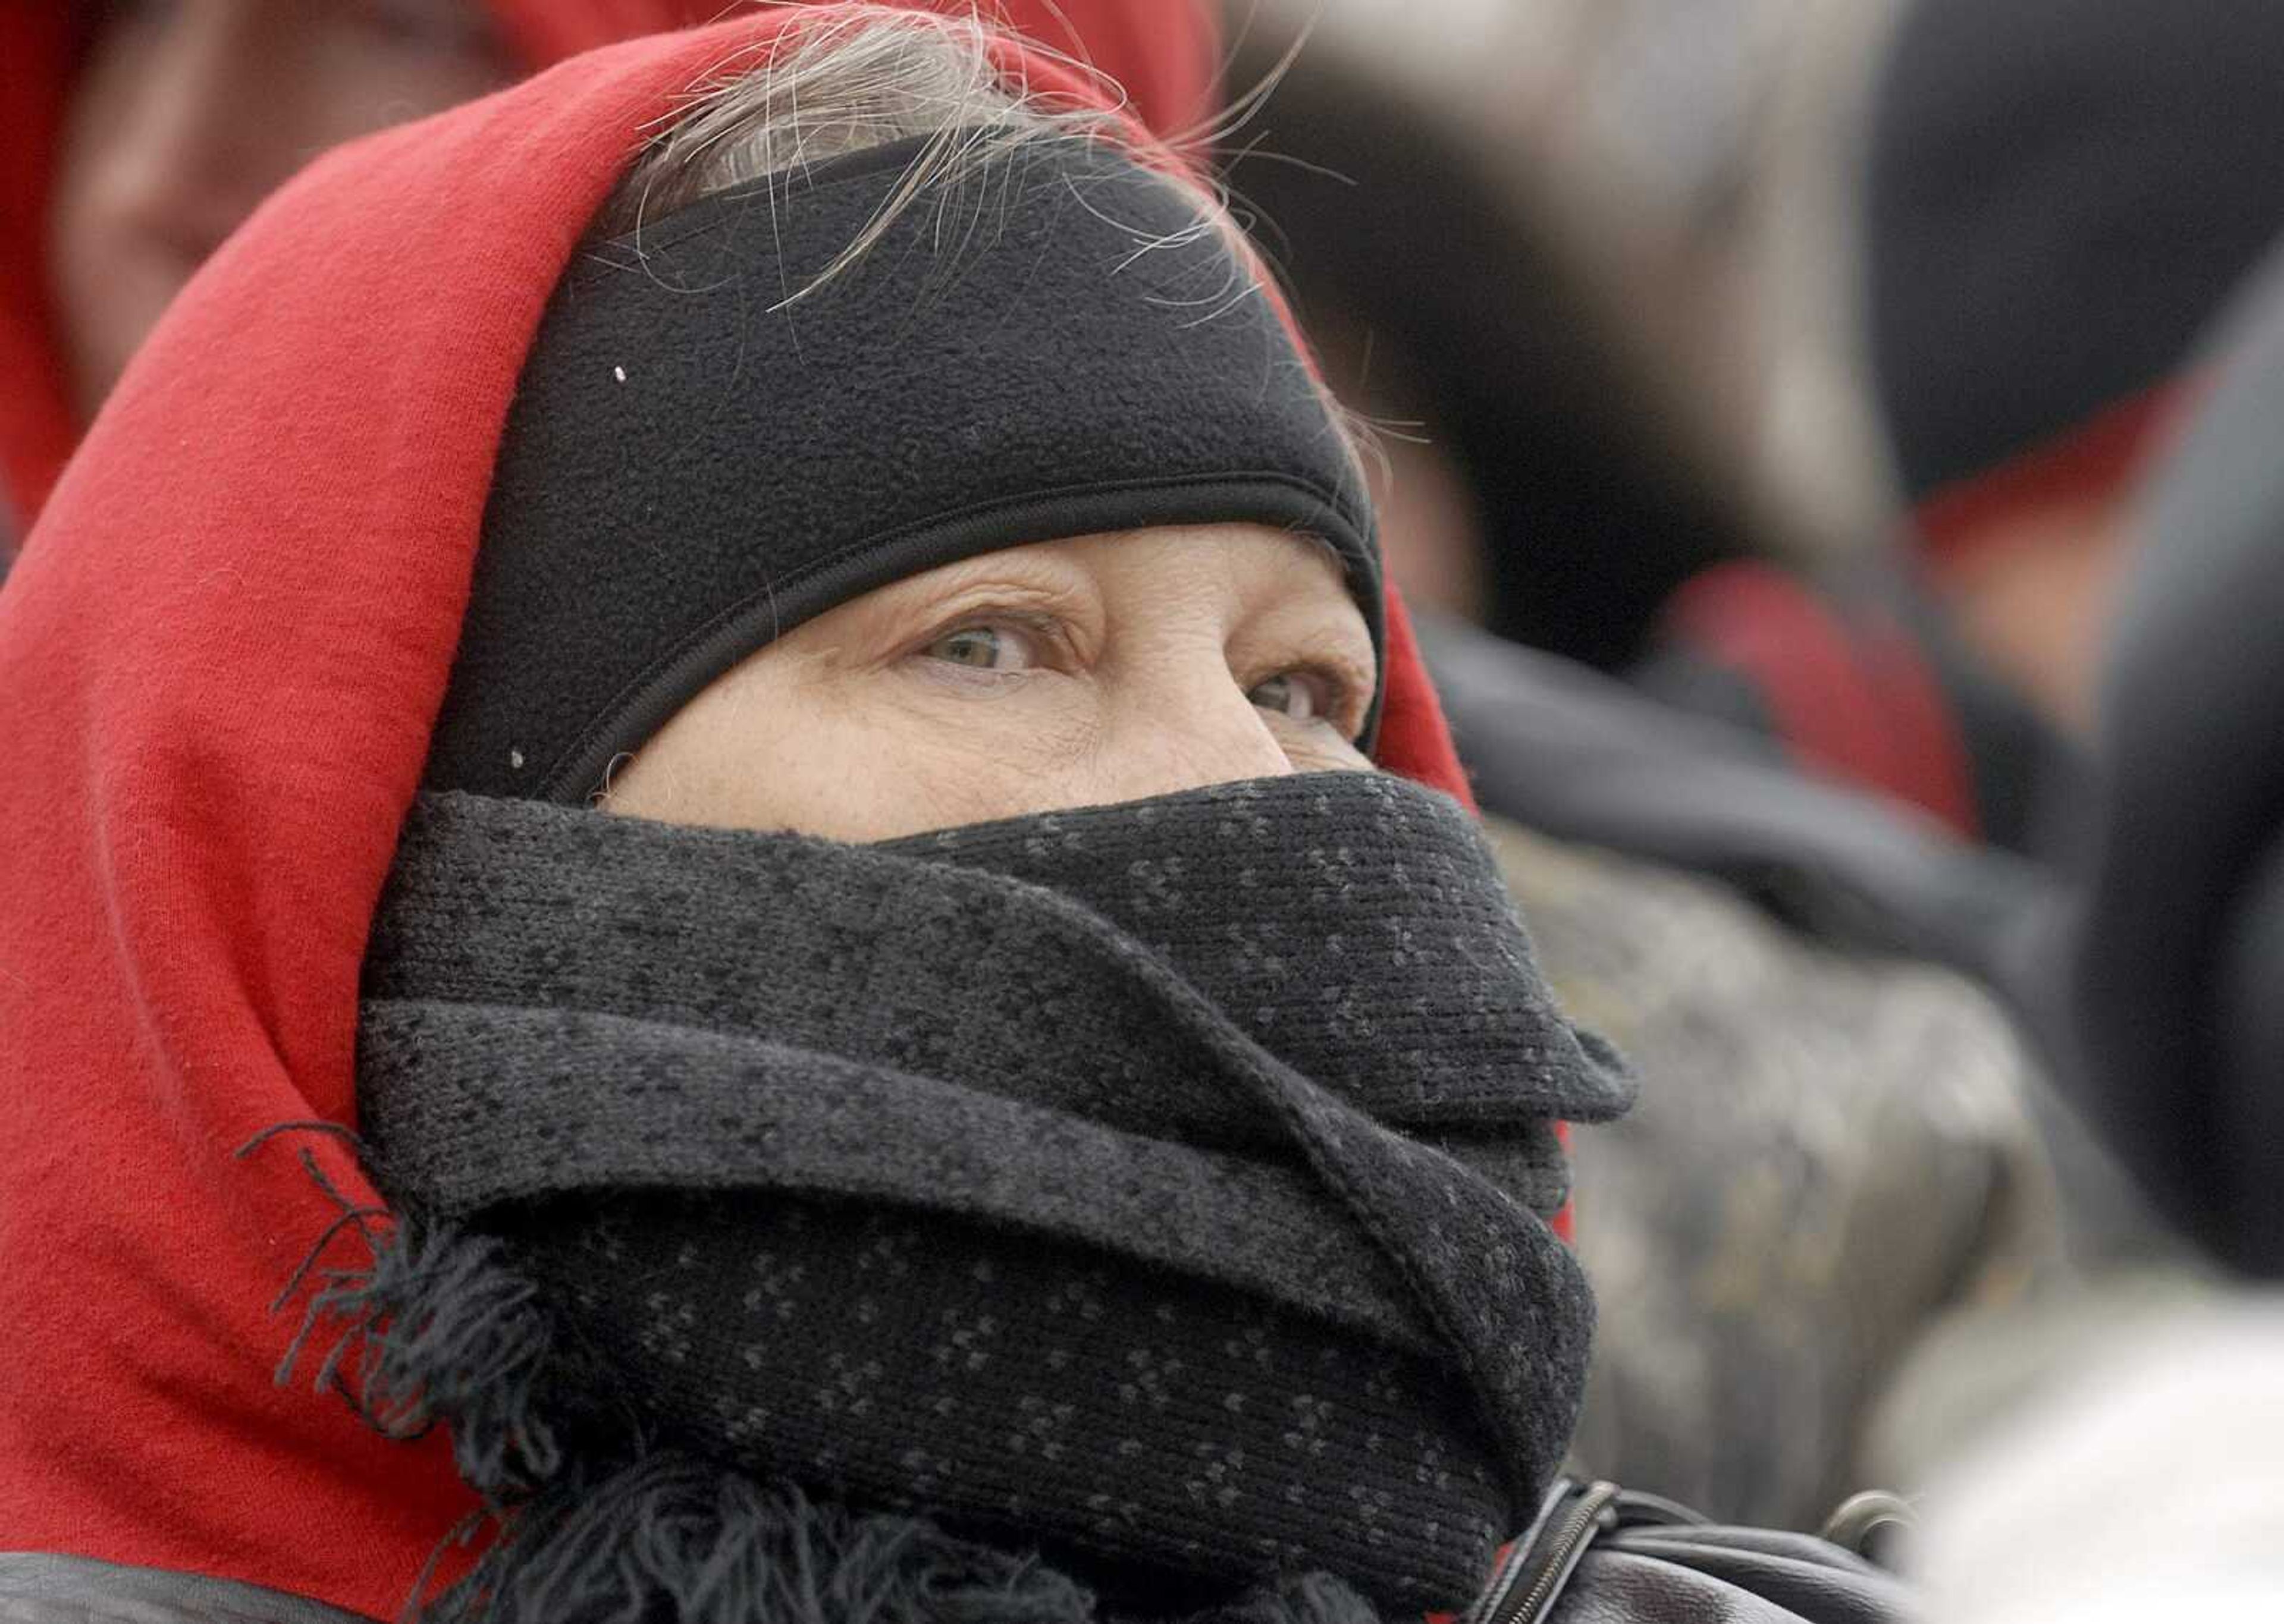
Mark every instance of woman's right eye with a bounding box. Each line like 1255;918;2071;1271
921;624;1036;672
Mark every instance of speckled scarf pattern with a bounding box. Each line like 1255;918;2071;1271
352;772;1631;1613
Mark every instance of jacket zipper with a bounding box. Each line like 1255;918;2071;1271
1474;1479;1621;1624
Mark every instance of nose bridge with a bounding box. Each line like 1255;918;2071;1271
1099;658;1294;804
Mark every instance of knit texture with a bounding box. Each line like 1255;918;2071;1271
424;1453;1385;1624
354;772;1627;1611
423;134;1379;805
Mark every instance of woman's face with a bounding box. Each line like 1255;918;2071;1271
51;0;510;417
604;524;1378;840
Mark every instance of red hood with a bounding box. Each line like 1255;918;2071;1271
0;11;1468;1616
0;0;1220;542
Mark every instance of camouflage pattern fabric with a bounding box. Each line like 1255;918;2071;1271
1486;816;2065;1529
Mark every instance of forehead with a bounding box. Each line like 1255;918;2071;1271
1096;527;1366;626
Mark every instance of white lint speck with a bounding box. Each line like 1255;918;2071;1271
509;749;526;770
613;365;628;383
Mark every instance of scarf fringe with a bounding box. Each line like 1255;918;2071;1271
435;1453;1382;1624
277;1195;1382;1624
277;1188;568;1502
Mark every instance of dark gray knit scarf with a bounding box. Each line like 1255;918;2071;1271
330;771;1630;1622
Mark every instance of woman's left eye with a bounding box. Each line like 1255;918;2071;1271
921;624;1035;672
1246;671;1336;723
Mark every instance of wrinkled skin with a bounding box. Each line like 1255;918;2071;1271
605;525;1378;838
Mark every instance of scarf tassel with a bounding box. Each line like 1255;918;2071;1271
266;1155;1385;1624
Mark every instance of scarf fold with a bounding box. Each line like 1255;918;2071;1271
352;772;1628;1613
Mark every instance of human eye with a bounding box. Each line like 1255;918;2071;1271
917;621;1044;674
1245;670;1342;726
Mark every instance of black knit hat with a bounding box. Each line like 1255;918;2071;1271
1865;0;2284;512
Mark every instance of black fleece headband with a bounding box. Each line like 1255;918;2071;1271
424;134;1379;802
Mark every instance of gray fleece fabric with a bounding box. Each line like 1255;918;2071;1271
355;771;1629;1612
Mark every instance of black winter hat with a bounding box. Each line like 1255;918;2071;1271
1866;0;2284;517
424;135;1378;803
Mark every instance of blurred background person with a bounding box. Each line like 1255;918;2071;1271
1642;0;2284;865
2070;235;2284;1286
1916;230;2284;1624
0;0;1219;558
1219;0;2090;1533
